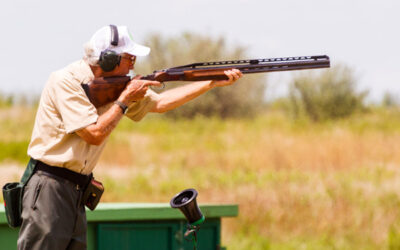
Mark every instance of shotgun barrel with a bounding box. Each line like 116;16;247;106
140;55;330;82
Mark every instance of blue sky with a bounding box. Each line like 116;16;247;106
1;0;398;101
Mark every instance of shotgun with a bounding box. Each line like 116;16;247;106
81;55;330;108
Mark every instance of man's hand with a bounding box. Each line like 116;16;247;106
76;76;161;145
118;77;161;104
210;69;243;88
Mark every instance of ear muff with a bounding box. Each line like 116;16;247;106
99;50;121;72
98;25;121;72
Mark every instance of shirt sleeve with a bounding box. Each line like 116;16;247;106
50;72;99;133
125;89;160;122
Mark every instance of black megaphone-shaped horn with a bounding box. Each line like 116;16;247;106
170;188;205;226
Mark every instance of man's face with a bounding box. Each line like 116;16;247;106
120;53;136;71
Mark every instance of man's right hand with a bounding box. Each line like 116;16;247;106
118;77;161;104
77;77;161;146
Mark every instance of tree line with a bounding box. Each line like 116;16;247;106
1;32;398;121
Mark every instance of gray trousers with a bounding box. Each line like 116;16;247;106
17;170;87;250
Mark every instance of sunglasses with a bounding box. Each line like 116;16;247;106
121;54;136;64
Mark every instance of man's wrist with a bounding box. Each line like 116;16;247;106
117;93;128;105
114;100;128;114
208;80;217;89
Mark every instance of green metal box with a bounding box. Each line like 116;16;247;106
0;203;238;250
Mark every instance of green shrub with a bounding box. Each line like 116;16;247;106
0;94;13;107
382;92;400;108
388;224;400;250
288;65;368;121
0;140;30;164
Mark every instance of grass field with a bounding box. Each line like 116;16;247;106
1;106;400;249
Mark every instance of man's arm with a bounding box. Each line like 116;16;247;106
76;69;241;145
76;79;160;145
75;104;124;145
151;69;242;113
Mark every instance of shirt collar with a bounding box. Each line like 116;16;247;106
71;60;95;84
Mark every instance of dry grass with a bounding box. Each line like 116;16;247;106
95;111;400;249
2;107;400;249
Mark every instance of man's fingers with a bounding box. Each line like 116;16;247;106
231;72;240;80
224;71;234;82
127;80;161;92
224;69;243;82
143;81;162;87
233;69;243;78
230;69;242;80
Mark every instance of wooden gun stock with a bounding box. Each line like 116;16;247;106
81;76;130;108
82;55;330;108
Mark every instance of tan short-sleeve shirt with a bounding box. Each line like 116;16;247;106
28;60;160;175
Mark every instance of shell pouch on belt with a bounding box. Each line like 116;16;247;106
82;178;104;211
2;158;37;228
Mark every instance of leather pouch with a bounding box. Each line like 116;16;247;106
82;178;104;211
2;182;23;228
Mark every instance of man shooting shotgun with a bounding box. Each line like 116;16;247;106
12;24;242;250
7;23;330;250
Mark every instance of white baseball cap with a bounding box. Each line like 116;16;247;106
89;25;150;57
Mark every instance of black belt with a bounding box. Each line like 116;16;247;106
35;160;91;188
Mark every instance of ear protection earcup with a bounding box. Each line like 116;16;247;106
98;25;120;72
98;49;121;72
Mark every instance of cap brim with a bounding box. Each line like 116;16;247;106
125;43;150;57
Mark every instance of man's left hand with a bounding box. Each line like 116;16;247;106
211;69;243;88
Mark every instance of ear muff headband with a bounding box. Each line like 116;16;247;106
98;25;121;72
110;24;119;46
